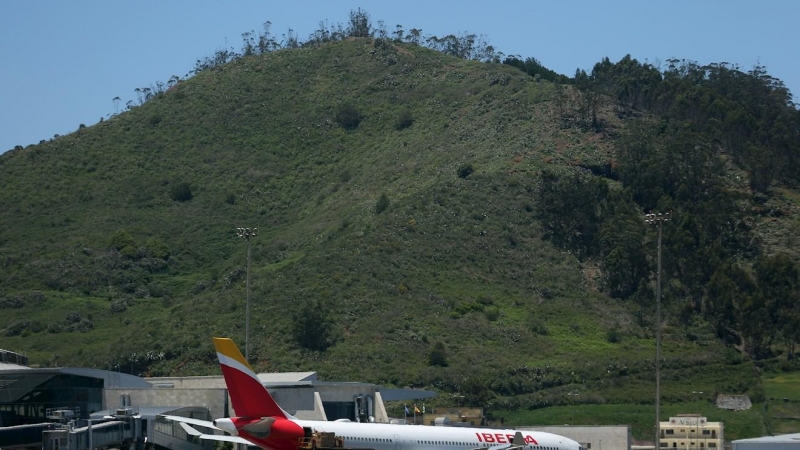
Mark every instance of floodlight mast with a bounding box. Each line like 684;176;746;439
645;212;669;450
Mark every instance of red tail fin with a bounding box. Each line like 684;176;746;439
213;337;286;418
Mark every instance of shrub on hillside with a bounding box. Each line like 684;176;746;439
145;237;170;260
395;109;414;130
335;103;362;130
170;182;193;202
5;320;32;337
109;299;129;314
476;294;494;305
529;318;549;335
139;257;168;273
0;295;25;309
375;193;390;213
291;299;337;351
428;341;448;366
46;323;64;334
457;164;474;178
110;230;136;251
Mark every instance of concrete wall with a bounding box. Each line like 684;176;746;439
107;384;388;423
316;385;377;402
373;392;389;423
144;375;227;389
271;387;317;415
105;388;229;420
518;426;630;450
293;392;327;421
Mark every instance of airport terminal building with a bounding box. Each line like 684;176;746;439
1;348;637;450
0;349;434;450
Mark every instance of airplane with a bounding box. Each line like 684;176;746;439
161;338;586;450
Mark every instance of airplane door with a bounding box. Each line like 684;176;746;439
394;434;402;450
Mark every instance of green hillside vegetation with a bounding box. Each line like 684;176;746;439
2;10;800;439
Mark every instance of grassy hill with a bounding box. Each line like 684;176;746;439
1;37;798;439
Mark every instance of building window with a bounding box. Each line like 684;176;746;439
666;430;674;435
702;431;710;435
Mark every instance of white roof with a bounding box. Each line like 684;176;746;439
257;372;317;383
0;362;31;370
734;433;800;444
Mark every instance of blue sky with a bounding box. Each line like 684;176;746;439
2;1;798;154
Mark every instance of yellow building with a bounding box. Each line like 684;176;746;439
660;414;724;450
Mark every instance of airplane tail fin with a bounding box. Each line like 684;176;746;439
213;337;287;419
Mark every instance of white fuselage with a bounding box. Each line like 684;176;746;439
293;420;582;450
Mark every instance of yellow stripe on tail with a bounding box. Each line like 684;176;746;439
213;337;254;371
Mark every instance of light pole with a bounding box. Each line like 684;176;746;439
237;227;258;361
567;391;579;425
692;392;704;450
645;212;669;450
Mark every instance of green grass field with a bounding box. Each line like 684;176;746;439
495;402;766;441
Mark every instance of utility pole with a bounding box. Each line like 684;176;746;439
645;212;669;450
237;227;258;361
